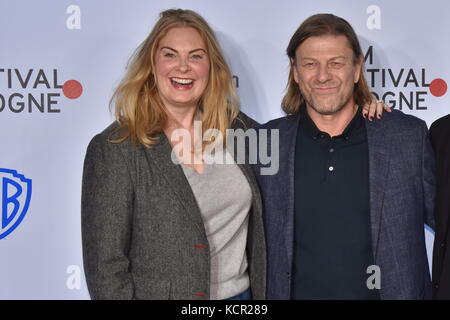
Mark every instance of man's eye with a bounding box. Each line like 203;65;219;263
330;62;343;67
304;62;316;68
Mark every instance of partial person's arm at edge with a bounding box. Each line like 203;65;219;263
421;122;436;230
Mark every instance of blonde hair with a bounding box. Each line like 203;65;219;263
111;9;239;147
282;14;372;115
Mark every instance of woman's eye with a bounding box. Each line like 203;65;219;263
191;54;203;60
164;52;175;58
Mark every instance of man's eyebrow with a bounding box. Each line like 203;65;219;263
160;47;207;54
299;55;347;61
329;56;347;60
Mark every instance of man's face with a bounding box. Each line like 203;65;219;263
292;35;362;115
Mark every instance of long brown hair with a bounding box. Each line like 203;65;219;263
111;9;239;147
282;13;372;115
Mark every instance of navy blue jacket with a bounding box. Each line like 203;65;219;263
254;110;435;299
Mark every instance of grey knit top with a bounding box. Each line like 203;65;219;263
181;151;252;300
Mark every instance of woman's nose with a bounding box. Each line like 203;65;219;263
176;57;190;73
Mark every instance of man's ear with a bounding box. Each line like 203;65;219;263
291;57;299;84
354;55;364;83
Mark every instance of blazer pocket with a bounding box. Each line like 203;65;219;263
133;275;171;300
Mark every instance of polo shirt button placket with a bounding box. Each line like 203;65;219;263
328;142;335;173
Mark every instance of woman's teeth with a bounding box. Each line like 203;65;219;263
171;78;193;85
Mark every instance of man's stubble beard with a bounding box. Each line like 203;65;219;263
302;90;354;116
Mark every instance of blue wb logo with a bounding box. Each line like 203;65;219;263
0;169;32;239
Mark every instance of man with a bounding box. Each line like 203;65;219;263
430;115;450;299
255;14;435;299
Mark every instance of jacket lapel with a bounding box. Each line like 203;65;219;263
282;114;301;270
143;132;206;235
366;119;392;259
228;117;261;202
142;119;263;238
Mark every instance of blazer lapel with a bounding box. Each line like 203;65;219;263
366;119;392;259
282;114;301;270
143;132;206;235
228;117;261;203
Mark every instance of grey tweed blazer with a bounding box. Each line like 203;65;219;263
81;112;266;300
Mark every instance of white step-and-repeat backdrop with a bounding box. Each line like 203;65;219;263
1;0;448;299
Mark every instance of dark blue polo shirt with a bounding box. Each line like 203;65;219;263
291;106;379;300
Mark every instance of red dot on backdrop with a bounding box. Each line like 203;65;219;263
63;80;83;99
429;78;447;97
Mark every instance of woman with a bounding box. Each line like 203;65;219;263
81;8;387;300
81;8;265;300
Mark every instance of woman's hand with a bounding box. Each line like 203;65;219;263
362;97;392;121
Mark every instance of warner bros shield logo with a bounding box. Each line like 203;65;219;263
0;169;32;239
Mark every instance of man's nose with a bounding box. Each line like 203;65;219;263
316;64;332;83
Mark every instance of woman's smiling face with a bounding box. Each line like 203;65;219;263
154;26;210;111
